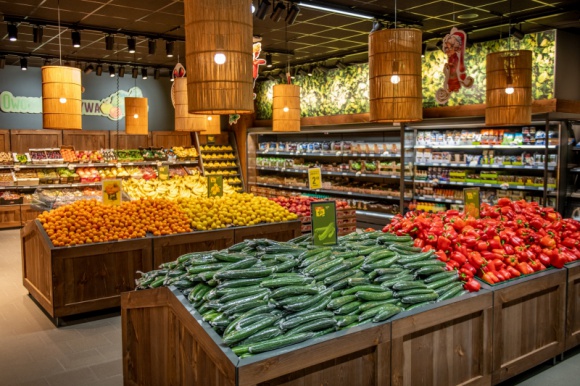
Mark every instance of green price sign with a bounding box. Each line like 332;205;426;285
308;167;322;190
157;165;169;181
463;187;480;218
207;175;224;197
311;201;338;246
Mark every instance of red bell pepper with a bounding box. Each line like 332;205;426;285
506;266;521;278
482;271;499;284
517;261;534;275
562;237;579;249
451;251;467;265
540;235;556;248
468;251;485;270
464;278;481;292
437;236;451;252
550;252;567;268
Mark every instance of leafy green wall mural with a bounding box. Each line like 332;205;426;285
255;30;555;119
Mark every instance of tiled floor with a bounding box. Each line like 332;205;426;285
1;227;579;386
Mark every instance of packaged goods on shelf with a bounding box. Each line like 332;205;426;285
0;190;23;205
0;151;13;165
31;187;103;211
14;170;39;186
0;170;15;186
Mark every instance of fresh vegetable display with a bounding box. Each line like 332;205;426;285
136;231;467;358
383;198;580;286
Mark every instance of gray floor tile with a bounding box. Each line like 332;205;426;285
45;367;98;386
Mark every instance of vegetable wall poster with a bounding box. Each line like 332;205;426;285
254;30;555;119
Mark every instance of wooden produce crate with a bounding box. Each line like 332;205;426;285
487;269;567;385
21;220;153;321
0;205;21;228
152;229;235;268
390;291;493;386
233;220;301;244
122;287;391;386
565;261;580;350
20;204;42;225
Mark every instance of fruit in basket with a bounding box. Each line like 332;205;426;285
60;148;77;162
38;198;192;246
15;154;29;163
177;193;298;230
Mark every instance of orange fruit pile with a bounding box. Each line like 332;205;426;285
38;198;192;247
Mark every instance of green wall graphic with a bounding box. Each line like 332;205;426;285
255;30;555;119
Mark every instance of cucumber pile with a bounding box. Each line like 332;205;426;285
135;231;466;357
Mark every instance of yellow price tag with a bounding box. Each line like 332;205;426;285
102;179;122;206
308;167;322;190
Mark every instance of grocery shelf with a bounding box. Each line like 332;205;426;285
413;179;554;192
414;144;557;150
203;165;238;169
414;162;555;171
355;210;396;220
0;160;198;169
415;196;464;204
256;166;407;180
0;182;102;191
254;182;408;201
256;151;410;158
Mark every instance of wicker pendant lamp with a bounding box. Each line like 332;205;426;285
369;26;423;123
125;97;148;135
174;77;220;132
183;0;254;115
272;84;300;132
485;51;532;126
42;1;82;130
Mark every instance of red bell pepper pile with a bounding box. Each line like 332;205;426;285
383;198;580;290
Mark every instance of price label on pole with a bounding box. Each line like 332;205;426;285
207;175;223;197
463;187;480;218
308;167;322;190
157;165;169;181
311;201;338;246
102;179;122;206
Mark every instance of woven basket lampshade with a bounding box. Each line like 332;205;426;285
184;0;253;115
125;97;148;135
272;84;301;132
41;66;82;130
174;78;220;132
486;50;532;126
369;28;423;123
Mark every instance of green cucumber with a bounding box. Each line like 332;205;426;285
279;311;335;330
335;314;359;327
273;259;299;273
358;245;383;256
214;267;275;280
213;252;253;263
323;268;358;286
397;251;434;264
426;274;459;290
187;263;229;275
334;251;359;259
333;301;363;315
341;285;385;295
379;275;414;289
241;327;283;345
223;315;280;345
372;306;403;322
365;250;397;263
403;260;446;270
228;241;249;252
270;285;320;300
306;258;344;277
327;295;357;310
282;288;333;312
223;300;269;316
373;267;405;276
388;244;422;253
216;277;267;289
401;292;439;304
358;299;399;312
347;277;371;286
247;332;315;354
424;270;458;283
223;305;275;336
392;281;428;291
414;265;446;277
300;250;332;267
278;294;314;307
405;301;436;311
394;288;436;298
314;263;349;281
437;283;465;301
356;290;393;301
359;304;401;322
219;288;270;304
360;256;399;272
286;297;332;319
328;271;365;290
220;292;269;311
286;318;336;335
260;276;313;288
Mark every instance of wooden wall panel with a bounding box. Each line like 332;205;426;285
10;129;62;153
151;132;192;148
110;131;150;149
391;292;493;386
491;270;566;385
0;130;10;152
566;262;580;350
62;130;109;150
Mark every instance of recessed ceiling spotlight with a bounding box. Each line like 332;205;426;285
457;13;479;20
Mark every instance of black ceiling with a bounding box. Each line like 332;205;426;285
1;0;579;76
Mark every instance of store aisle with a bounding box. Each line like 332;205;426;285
1;228;579;386
0;229;122;386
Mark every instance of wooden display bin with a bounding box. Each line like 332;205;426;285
0;204;21;228
565;261;580;351
487;269;567;385
152;229;235;268
390;291;493;386
21;220;153;321
122;287;391;386
233;220;301;244
20;204;42;225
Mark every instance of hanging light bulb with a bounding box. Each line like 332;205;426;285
283;106;289;112
207;116;213;121
505;74;514;94
390;60;400;84
59;97;67;104
133;113;139;119
214;52;226;64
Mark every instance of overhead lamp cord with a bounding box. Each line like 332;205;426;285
57;0;62;65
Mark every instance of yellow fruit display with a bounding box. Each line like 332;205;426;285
122;174;235;200
173;146;198;158
177;193;298;231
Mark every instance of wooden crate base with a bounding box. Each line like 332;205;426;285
565;261;580;350
0;205;21;228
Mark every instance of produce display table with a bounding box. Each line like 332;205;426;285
565;260;580;351
121;287;494;386
21;220;301;321
483;269;567;385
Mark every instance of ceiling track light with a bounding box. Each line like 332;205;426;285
510;26;525;40
20;57;27;71
148;39;156;55
96;64;103;76
255;0;271;20
371;20;386;33
141;68;148;79
286;3;300;25
118;66;125;77
33;25;43;43
84;64;94;74
266;53;273;68
154;68;160;79
166;40;174;57
298;2;375;19
7;23;18;41
132;67;138;78
271;1;286;22
71;30;81;48
109;65;115;77
127;36;136;53
105;34;114;50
